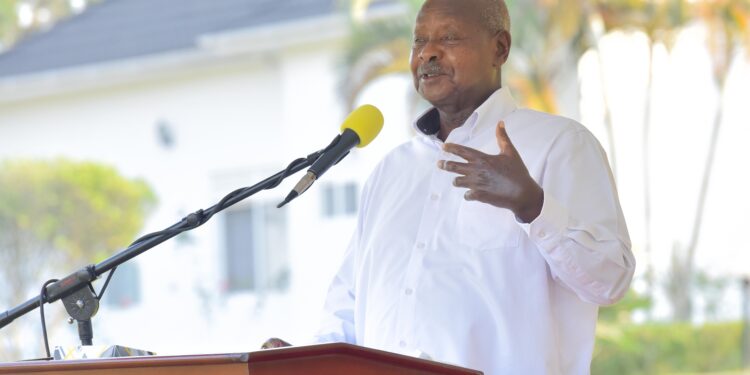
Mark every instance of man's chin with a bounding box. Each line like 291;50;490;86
418;90;454;108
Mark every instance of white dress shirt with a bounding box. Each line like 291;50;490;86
313;88;635;375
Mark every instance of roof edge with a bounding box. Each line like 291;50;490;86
0;13;349;104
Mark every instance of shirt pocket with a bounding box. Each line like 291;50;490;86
456;200;521;251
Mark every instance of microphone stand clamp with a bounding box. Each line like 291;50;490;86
61;284;99;346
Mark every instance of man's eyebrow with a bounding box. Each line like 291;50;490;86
413;23;463;34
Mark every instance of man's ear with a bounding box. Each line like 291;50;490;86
495;30;511;66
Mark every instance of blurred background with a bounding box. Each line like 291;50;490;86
0;0;748;373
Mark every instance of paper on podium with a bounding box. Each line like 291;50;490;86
53;345;155;360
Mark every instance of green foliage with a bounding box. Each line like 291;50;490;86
338;0;422;110
0;0;104;51
505;0;592;113
0;0;19;48
595;290;745;373
0;159;156;302
599;289;652;324
592;322;745;374
596;0;691;38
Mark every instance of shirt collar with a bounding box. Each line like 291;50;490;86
412;88;518;140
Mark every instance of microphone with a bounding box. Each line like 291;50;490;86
278;105;383;208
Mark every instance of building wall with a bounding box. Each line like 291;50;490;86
0;31;412;356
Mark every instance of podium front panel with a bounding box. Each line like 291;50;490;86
0;343;483;375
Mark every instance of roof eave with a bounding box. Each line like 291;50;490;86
0;13;348;104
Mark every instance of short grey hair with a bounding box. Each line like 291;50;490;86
479;0;511;34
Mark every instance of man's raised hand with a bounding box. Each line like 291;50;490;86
438;121;543;223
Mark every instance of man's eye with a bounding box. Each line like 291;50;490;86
413;37;427;46
442;34;459;43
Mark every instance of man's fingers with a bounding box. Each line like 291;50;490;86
464;189;487;201
464;189;491;203
464;190;475;201
495;121;517;155
438;160;473;175
443;143;487;161
261;338;292;349
453;176;472;188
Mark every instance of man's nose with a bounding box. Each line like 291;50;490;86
418;41;441;61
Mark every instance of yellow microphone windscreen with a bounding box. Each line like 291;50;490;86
340;104;384;148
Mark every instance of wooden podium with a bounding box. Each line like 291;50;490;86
0;343;483;375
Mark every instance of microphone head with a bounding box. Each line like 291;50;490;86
340;104;384;148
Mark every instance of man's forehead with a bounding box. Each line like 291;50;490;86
415;0;483;30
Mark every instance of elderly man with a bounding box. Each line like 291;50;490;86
268;0;635;373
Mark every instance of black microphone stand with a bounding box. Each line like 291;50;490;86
0;145;331;353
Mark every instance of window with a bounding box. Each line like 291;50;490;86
321;182;358;217
224;203;289;293
103;262;141;308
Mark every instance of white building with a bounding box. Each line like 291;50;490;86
0;0;411;358
2;0;749;363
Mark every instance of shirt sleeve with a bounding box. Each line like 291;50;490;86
311;232;358;344
520;126;635;306
312;163;380;344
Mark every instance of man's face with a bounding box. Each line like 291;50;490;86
410;0;506;109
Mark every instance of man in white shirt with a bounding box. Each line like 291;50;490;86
265;0;635;373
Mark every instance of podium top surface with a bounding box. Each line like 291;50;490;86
0;343;483;375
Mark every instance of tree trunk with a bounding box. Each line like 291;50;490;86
669;82;725;321
642;42;655;318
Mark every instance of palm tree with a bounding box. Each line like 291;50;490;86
339;0;421;112
340;0;595;118
340;0;749;322
340;1;620;172
591;0;691;319
579;0;749;322
665;0;749;321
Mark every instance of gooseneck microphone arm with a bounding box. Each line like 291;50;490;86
0;144;334;338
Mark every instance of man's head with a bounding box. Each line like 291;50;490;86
410;0;511;111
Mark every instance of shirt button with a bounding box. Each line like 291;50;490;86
399;340;407;348
416;242;425;250
405;288;413;296
538;230;546;239
430;193;439;201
